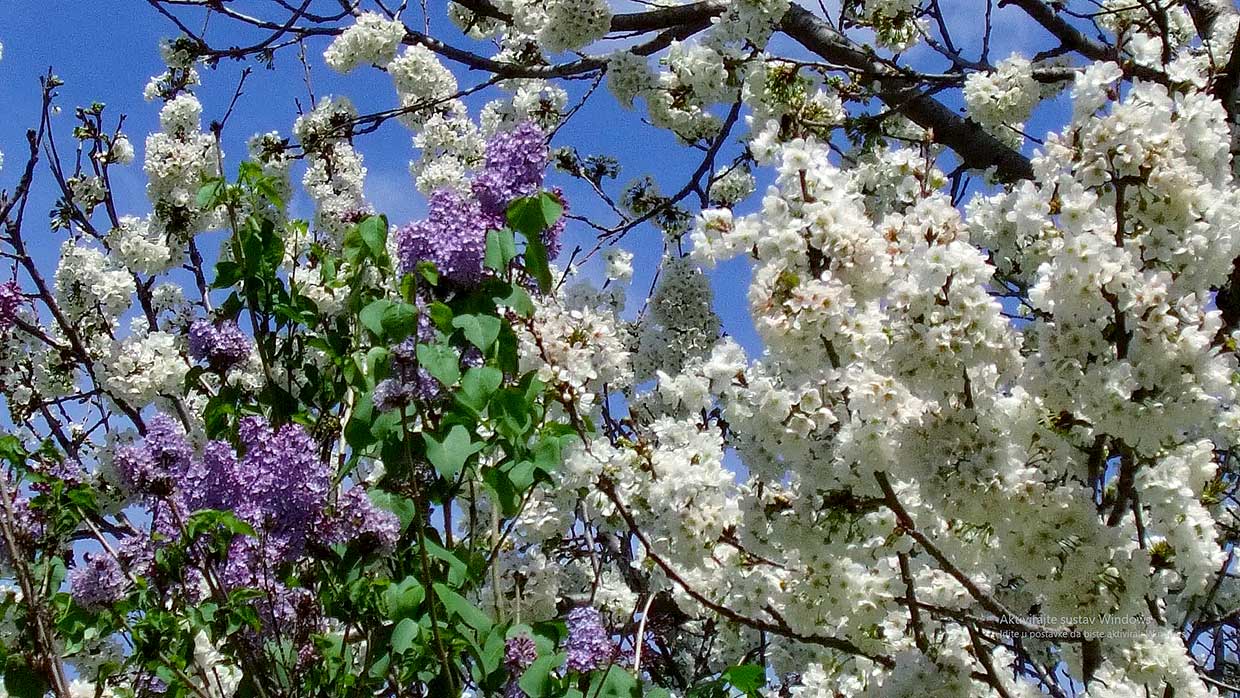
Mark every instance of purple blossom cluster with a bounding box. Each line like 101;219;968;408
113;414;195;496
0;488;43;569
188;319;253;369
83;412;394;622
324;486;401;551
373;335;442;411
505;634;538;673
564;606;615;673
503;634;539;698
0;280;22;331
472;122;549;219
69;552;128;610
395;121;563;287
395;189;491;287
233;416;332;552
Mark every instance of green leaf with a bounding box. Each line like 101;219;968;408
391;618;419;654
345;391;376;448
359;300;418;342
212;260;243;289
384;577;426;621
480;628;507;675
368;489;416;532
506;194;562;293
196;179;225;208
428;302;454;333
591;666;639;698
523;235;553;294
458;366;504;412
485;229;517;271
417;342;460;386
425;540;470;586
482;467;521;516
493;282;535;317
723;664;767;696
434;583;493;633
344;215;388;265
358;215;388;259
417;260;440;286
518;652;565;698
424;425;482;480
185;509;257;540
452;313;502;352
506;193;563;237
4;656;48;698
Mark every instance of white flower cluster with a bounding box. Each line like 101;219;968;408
505;0;612;53
106;216;174;276
632;257;721;381
323;12;407;73
294;97;369;239
962;54;1042;148
708;165;756;206
388;45;459;127
54;241;136;325
103;330;188;408
144;93;221;241
517;293;633;412
480;78;569;135
410;107;486;193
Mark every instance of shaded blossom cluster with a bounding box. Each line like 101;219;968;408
187;319;253;369
68;553;128;611
0;280;21;331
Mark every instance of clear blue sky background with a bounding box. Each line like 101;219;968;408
0;0;1069;364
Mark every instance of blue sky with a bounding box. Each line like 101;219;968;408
0;0;1073;363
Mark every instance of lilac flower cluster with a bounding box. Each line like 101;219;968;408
472;122;549;219
564;606;615;673
0;489;43;569
233;416;332;553
69;552;128;610
395;121;563;287
188;319;253;369
373;328;440;412
0;280;22;331
503;634;539;698
324;486;401;551
505;634;538;673
394;189;491;287
90;413;388;625
113;413;195;496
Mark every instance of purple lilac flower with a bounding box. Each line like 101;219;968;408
472;121;549;219
505;634;538;673
116;534;154;578
564;606;614;673
70;552;128;610
0;281;22;331
395;189;491;287
372;378;414;411
236;417;332;552
182;440;242;512
188;319;253;369
325;486;401;551
114;414;194;495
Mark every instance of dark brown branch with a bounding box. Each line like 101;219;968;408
778;4;1036;182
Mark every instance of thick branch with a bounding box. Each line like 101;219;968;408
779;4;1036;182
